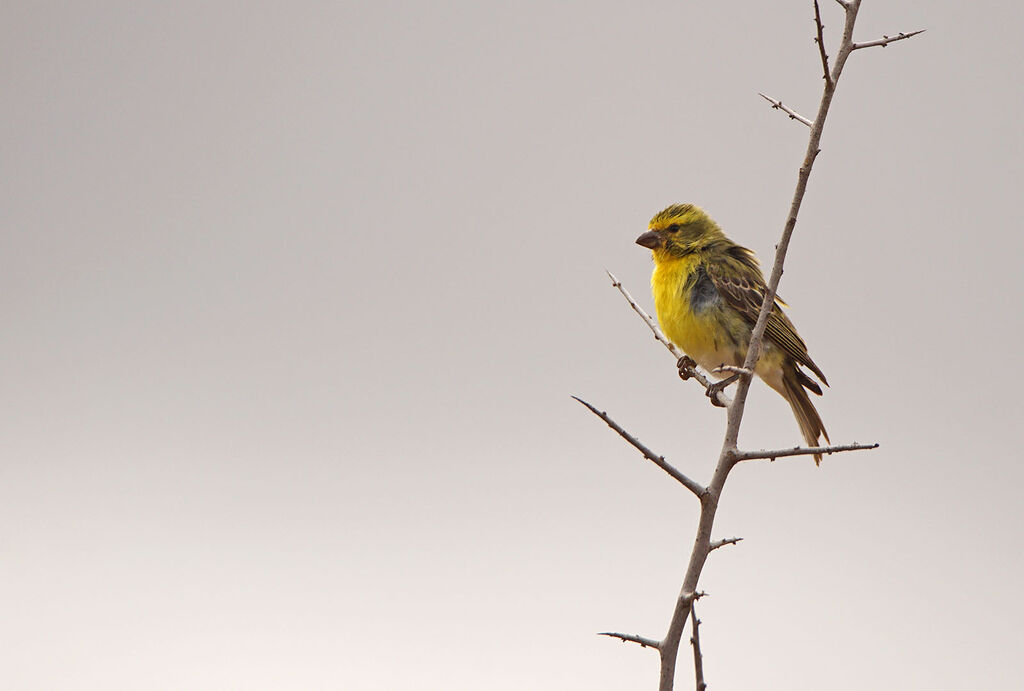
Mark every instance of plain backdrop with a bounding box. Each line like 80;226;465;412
2;1;1023;689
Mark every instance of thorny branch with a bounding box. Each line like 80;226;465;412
587;3;919;689
606;271;732;408
659;4;914;688
572;396;707;498
733;442;879;462
712;365;752;376
599;632;661;650
813;0;833;88
853;29;925;50
758;93;812;127
689;605;706;691
708;537;743;552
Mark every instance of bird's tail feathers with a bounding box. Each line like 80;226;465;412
782;366;830;465
795;368;823;396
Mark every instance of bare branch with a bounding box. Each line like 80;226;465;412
599;632;661;650
852;29;925;50
733;442;879;462
607;270;680;357
659;4;897;688
595;4;919;689
758;93;813;127
813;0;833;88
689;604;707;691
607;270;732;407
712;365;752;376
731;0;866;457
572;396;707;498
709;537;743;552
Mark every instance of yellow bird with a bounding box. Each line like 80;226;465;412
636;203;830;462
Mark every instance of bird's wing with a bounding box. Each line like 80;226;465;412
706;248;828;386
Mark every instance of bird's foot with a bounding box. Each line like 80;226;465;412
677;356;697;381
705;373;740;408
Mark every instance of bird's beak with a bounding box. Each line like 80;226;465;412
635;230;663;250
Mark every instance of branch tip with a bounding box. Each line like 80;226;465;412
758;92;813;127
734;442;879;462
852;29;926;50
604;268;621;288
709;536;744;552
598;632;661;650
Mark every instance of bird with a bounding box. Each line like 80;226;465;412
636;203;830;463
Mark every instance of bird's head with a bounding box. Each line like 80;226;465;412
636;203;725;259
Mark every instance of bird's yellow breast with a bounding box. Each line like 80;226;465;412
651;253;726;370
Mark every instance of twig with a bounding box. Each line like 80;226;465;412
689;604;706;691
599;632;661;650
607;270;680;358
733;442;879;462
572;396;707;498
709;537;743;552
852;29;925;50
758;93;813;127
607;270;732;407
813;0;833;88
712;365;752;376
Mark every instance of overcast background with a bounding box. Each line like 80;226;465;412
3;1;1022;689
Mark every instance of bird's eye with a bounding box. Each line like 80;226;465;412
666;223;681;233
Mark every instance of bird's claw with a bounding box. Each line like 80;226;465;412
677;355;697;381
705;373;740;407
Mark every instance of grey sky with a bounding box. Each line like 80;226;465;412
2;1;1022;689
